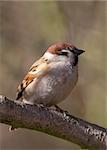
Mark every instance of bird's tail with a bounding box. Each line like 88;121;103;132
16;84;24;100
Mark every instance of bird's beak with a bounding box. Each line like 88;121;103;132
71;48;85;55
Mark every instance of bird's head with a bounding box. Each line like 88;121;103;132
44;42;85;66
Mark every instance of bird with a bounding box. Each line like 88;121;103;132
16;42;85;108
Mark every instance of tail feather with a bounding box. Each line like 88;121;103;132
16;83;24;100
16;91;23;100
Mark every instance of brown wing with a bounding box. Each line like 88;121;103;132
16;58;49;100
16;73;35;100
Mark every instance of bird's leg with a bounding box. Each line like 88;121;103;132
54;105;69;115
37;103;46;108
54;105;64;113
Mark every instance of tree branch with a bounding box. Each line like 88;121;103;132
0;95;106;149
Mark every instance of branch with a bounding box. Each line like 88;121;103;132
0;95;106;149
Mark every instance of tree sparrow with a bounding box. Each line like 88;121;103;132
16;42;85;107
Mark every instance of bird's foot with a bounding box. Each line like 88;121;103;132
54;105;68;115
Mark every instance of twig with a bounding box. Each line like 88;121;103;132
0;95;107;149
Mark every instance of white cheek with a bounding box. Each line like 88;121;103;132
43;52;55;60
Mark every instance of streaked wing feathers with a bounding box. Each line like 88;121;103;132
16;58;49;100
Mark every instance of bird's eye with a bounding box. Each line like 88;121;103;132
57;49;68;56
58;51;68;56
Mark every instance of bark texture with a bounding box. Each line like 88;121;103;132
0;95;107;149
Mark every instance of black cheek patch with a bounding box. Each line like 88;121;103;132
73;56;78;66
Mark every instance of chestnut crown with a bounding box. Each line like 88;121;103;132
47;42;85;56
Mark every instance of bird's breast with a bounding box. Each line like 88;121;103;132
24;64;78;106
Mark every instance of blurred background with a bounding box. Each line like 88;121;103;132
0;1;106;150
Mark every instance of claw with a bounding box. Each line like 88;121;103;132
54;105;64;113
54;105;69;116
